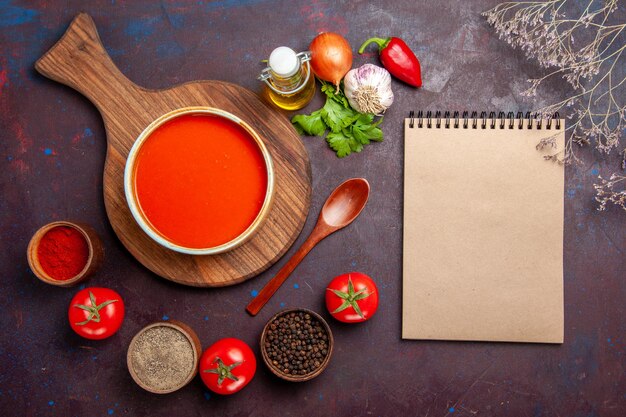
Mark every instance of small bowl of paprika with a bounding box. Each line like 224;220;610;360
27;221;104;287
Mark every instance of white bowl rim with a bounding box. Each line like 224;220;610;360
123;106;275;255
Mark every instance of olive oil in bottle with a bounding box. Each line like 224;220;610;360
258;47;315;111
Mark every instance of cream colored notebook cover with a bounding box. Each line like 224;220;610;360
402;115;564;343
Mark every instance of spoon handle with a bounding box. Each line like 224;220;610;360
246;229;325;316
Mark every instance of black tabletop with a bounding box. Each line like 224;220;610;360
1;1;624;416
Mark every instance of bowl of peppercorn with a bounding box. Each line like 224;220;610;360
260;308;333;382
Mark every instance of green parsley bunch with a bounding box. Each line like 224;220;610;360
291;82;383;158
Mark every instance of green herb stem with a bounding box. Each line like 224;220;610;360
291;80;384;158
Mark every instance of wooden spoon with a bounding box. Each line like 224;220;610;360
246;178;370;316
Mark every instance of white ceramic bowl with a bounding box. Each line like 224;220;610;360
124;107;274;255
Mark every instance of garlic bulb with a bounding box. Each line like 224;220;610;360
343;64;394;115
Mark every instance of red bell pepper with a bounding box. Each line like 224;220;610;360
358;37;422;88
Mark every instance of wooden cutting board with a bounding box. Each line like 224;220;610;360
35;13;311;287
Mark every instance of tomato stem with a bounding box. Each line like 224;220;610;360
327;277;371;318
203;357;242;386
73;291;118;326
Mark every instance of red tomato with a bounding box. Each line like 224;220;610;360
68;287;125;340
326;272;379;323
200;338;256;395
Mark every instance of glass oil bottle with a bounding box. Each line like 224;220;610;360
258;47;316;111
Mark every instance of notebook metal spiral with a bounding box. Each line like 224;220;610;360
408;110;561;130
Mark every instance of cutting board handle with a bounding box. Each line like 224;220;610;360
35;13;142;111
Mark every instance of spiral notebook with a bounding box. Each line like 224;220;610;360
402;111;564;343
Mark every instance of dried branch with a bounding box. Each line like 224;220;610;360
484;0;625;211
594;172;626;211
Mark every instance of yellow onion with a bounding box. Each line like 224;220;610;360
309;32;353;91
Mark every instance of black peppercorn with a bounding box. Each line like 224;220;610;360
264;310;331;377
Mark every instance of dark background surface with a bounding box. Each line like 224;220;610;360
1;1;624;416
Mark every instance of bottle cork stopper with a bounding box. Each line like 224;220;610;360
268;47;299;78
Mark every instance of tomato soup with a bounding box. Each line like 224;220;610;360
133;113;269;249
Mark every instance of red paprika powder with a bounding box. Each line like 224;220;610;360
37;226;89;280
